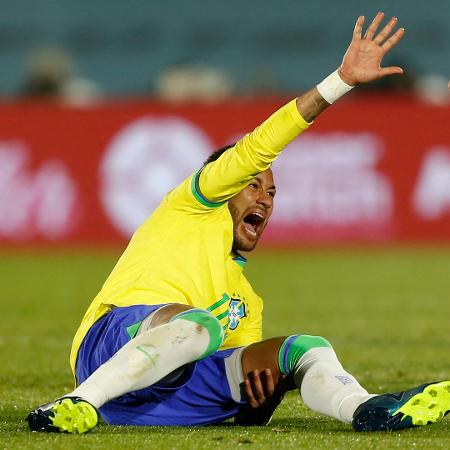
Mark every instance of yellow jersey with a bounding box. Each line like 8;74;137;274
70;99;310;372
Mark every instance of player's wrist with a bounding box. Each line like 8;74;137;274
337;68;357;87
316;69;355;104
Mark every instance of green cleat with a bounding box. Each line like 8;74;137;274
26;397;98;434
352;380;450;431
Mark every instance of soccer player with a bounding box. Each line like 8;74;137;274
28;13;450;433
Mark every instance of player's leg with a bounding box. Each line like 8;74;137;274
27;304;224;433
68;304;223;406
241;335;450;431
242;336;373;424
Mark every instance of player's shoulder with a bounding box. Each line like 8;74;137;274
166;170;227;213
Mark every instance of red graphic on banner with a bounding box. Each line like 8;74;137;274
266;132;394;242
0;140;78;240
0;95;448;245
100;116;211;236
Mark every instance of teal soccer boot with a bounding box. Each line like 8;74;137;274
27;397;98;434
352;381;450;431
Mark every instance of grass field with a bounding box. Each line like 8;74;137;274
1;246;449;449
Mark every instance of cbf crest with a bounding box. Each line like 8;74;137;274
228;297;247;330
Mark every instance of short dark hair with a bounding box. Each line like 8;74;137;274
203;143;236;166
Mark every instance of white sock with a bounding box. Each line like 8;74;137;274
294;347;375;423
69;318;211;408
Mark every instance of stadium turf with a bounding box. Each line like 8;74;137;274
1;247;449;449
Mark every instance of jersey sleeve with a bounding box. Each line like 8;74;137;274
167;99;311;212
195;99;311;206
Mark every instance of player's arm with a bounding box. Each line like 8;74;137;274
192;99;309;208
193;12;404;207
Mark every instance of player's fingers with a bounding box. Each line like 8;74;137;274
353;15;365;40
243;379;259;408
364;12;384;40
373;16;398;45
382;27;405;53
249;370;266;403
274;374;287;395
261;368;275;397
268;374;287;405
379;66;404;78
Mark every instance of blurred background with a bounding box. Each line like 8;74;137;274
1;2;450;444
0;0;449;248
1;0;449;100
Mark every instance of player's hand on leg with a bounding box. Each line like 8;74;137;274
235;369;288;425
244;369;284;408
338;12;405;86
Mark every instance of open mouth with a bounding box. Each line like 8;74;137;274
242;212;265;238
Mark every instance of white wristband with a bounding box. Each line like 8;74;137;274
316;70;354;104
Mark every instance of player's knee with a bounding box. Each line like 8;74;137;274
278;335;332;376
170;308;224;357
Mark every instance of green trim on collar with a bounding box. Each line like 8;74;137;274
232;253;247;268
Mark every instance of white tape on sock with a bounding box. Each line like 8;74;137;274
316;70;354;104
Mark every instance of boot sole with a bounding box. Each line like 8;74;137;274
394;381;450;426
50;398;98;433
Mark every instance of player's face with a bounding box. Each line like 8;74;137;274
228;169;275;252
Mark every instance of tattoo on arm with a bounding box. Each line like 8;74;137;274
295;87;331;123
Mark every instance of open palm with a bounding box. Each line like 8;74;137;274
339;12;405;86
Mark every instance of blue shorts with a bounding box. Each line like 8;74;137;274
75;304;246;426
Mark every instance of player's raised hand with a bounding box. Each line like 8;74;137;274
338;12;405;86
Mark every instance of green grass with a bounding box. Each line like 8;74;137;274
1;247;450;449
